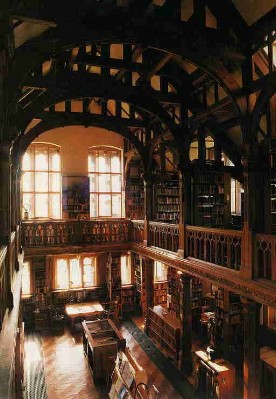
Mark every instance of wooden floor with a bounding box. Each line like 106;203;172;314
23;321;184;399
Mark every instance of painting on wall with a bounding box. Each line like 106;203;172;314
62;175;90;220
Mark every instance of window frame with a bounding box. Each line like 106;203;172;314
22;261;32;296
54;255;97;291
21;143;62;219
88;146;123;218
121;254;132;286
154;260;167;282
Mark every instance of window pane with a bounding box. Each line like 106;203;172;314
121;255;131;285
49;150;60;171
35;149;48;171
35;172;48;192
49;173;61;192
90;194;98;217
83;257;95;287
99;174;111;192
154;261;167;281
98;153;110;172
111;154;120;173
22;194;34;218
49;194;61;219
56;259;68;289
111;175;121;192
99;194;111;216
70;258;81;287
89;174;97;192
88;155;96;172
22;152;33;171
35;194;48;217
22;262;31;295
22;172;34;192
112;194;121;217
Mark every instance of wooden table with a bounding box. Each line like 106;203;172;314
65;301;104;328
82;319;126;382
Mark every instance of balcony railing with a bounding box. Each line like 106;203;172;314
132;220;144;243
22;219;131;246
185;225;242;271
255;233;276;280
148;221;179;253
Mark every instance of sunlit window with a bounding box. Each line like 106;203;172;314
21;144;61;219
55;256;96;290
121;254;131;285
88;147;123;218
22;261;31;295
231;179;243;215
154;261;167;282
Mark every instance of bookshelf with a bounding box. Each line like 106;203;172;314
62;176;89;220
154;176;179;224
133;253;147;314
167;267;181;316
125;159;144;220
121;285;135;313
107;253;122;304
270;150;276;233
147;305;181;363
193;160;230;228
211;285;244;360
153;282;168;305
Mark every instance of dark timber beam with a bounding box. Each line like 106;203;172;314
36;110;148;128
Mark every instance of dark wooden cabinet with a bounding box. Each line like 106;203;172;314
82;319;126;382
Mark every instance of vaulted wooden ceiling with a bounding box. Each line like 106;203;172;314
7;0;276;170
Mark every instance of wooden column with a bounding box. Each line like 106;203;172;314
178;162;192;258
143;177;153;246
0;141;11;244
242;298;261;399
144;257;154;334
180;274;193;374
241;152;270;279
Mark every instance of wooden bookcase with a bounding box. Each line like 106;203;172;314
121;285;135;313
154;176;179;224
107;253;122;304
133;253;147;314
62;176;89;220
147;305;181;363
125;158;144;220
193;160;230;228
167;267;181;316
153;281;168;305
211;285;244;359
270;148;276;233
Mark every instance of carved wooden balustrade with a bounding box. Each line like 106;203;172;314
148;221;179;252
255;234;276;280
185;226;242;271
132;220;145;243
22;219;131;246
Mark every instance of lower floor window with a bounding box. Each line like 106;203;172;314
154;260;167;282
55;256;96;289
22;261;31;295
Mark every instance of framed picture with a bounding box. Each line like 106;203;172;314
62;175;90;220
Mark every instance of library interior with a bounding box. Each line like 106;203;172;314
0;1;275;399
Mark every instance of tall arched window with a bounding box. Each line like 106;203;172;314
22;143;61;219
88;147;123;218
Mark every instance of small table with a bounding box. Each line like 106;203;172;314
65;301;104;328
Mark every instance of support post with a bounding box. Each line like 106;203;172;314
144;257;154;333
180;274;193;374
242;298;261;399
